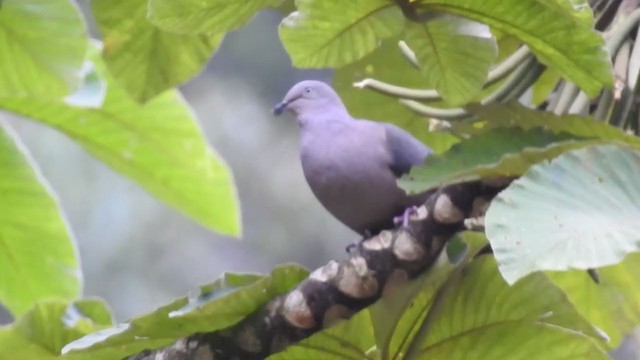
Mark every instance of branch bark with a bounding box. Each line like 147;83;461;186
130;178;513;360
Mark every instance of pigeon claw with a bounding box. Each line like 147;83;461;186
345;230;373;253
394;206;420;228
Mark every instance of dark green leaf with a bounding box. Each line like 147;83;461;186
400;127;591;193
401;102;640;194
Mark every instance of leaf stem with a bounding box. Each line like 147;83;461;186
354;46;531;101
605;7;640;56
553;83;579;115
397;56;542;120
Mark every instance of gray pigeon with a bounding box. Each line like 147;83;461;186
273;80;433;236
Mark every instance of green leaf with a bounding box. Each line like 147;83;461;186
0;124;79;316
379;232;488;359
531;68;561;106
0;299;113;359
400;102;640;194
404;15;498;105
416;257;607;359
93;0;223;103
279;0;404;68
0;47;241;236
414;0;613;96
333;38;459;154
486;144;640;285
538;0;594;25
0;0;88;98
549;254;640;348
61;265;308;359
148;0;280;34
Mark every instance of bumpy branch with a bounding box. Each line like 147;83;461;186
129;178;513;360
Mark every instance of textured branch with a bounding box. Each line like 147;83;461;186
130;178;513;360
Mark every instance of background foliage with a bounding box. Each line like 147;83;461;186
0;0;639;359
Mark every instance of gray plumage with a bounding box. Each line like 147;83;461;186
274;80;433;235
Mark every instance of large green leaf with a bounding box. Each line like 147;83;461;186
414;0;613;96
148;0;281;34
333;38;459;154
400;102;640;193
549;253;640;348
415;257;607;358
404;15;497;105
93;0;223;103
279;0;405;68
61;265;308;359
0;48;241;236
0;0;88;98
486;144;640;285
377;232;488;359
0;124;79;316
0;299;113;359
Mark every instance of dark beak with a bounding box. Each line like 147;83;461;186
272;101;288;116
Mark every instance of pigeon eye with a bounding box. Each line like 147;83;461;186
304;87;313;95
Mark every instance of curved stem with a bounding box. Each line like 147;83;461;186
567;92;592;115
627;21;640;90
593;89;614;120
399;57;543;120
398;40;421;69
485;46;531;87
399;99;471;120
353;78;440;100
356;46;531;101
499;61;545;102
553;83;579;115
605;7;640;57
483;55;538;103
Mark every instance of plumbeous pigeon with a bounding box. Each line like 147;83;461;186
273;80;433;236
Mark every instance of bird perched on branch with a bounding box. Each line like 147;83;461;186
273;80;433;237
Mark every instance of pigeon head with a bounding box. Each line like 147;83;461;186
273;80;347;117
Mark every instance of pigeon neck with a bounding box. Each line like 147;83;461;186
296;108;351;129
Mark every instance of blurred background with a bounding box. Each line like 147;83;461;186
1;3;639;359
4;4;349;322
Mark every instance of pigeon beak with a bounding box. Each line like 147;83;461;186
272;100;288;116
